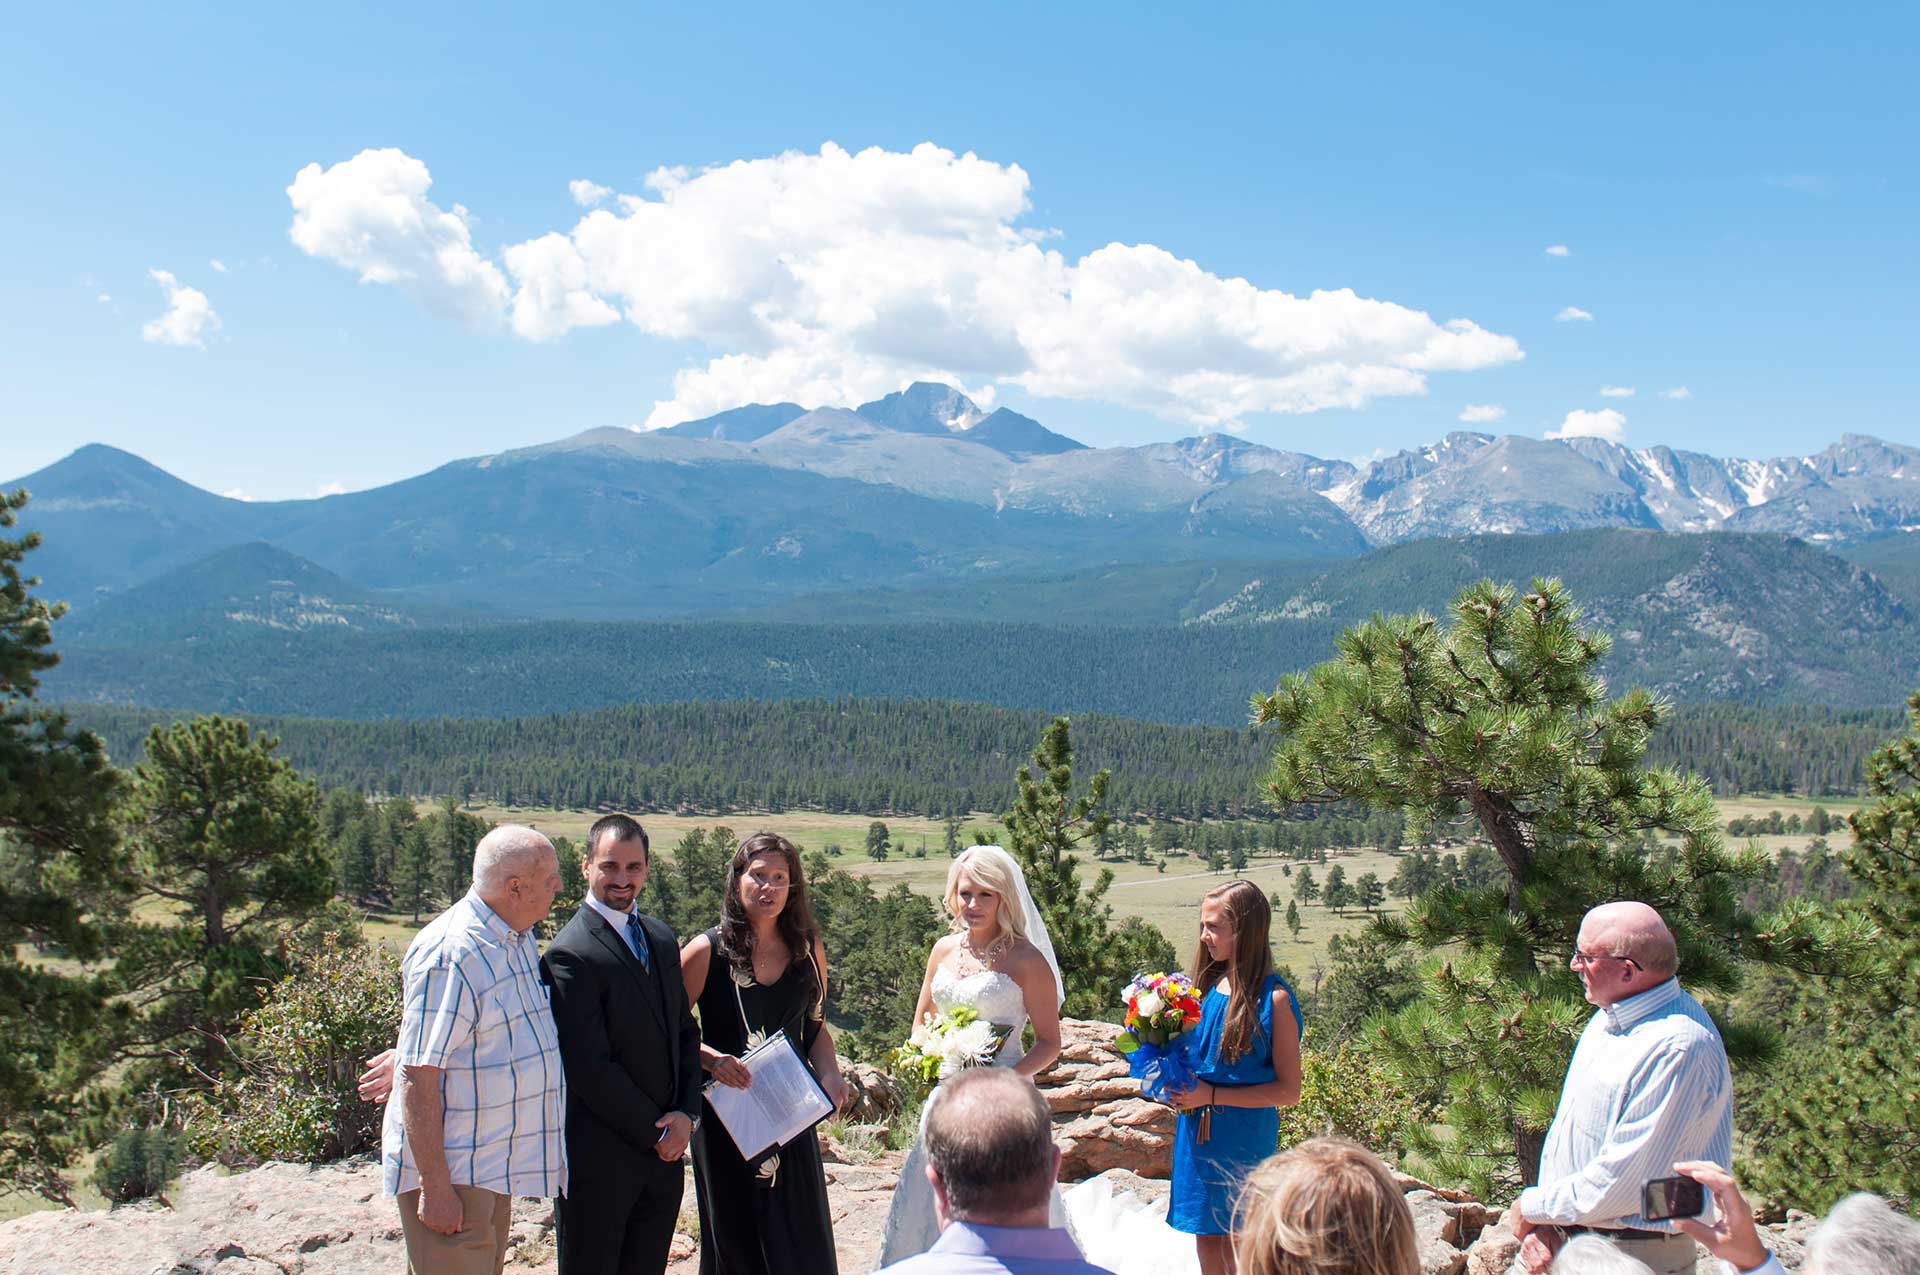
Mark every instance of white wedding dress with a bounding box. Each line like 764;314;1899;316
875;965;1199;1274
877;966;1068;1263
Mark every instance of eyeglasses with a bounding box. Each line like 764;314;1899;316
1571;949;1641;971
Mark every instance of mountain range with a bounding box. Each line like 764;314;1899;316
37;530;1917;719
9;381;1918;636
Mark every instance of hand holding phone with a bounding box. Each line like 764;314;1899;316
1641;1175;1706;1221
1669;1161;1770;1271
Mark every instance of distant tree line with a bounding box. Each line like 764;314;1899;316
63;697;1898;825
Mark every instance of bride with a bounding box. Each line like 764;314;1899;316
876;845;1065;1264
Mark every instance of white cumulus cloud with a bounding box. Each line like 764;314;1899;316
209;258;228;273
569;179;613;207
96;293;111;303
1599;385;1635;398
1547;408;1627;442
1545;244;1570;257
141;269;221;347
1459;403;1506;423
221;488;254;501
290;142;1523;428
1660;386;1693;400
1555;306;1594;322
287;148;509;329
310;480;348;498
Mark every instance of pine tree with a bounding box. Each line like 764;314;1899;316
1323;865;1349;911
1002;718;1174;1019
0;492;122;1201
1293;865;1320;906
1744;691;1920;1208
865;820;891;859
114;716;336;1086
395;820;436;923
1357;872;1386;912
1285;899;1303;940
1254;578;1866;1193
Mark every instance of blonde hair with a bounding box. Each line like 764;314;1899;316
943;846;1029;945
1233;1138;1419;1275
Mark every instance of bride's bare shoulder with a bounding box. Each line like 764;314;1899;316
1002;939;1048;978
927;933;961;966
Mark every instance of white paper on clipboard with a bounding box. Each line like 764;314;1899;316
705;1031;834;1161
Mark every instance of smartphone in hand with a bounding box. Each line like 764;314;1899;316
1641;1176;1706;1221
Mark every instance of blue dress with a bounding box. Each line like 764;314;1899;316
1167;972;1303;1235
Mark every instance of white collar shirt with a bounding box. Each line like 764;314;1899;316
1518;978;1733;1231
584;891;644;961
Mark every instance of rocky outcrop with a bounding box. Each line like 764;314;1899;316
1041;1017;1177;1180
0;1155;893;1275
840;1061;906;1125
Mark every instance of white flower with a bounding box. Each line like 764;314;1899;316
938;1020;999;1079
1135;991;1165;1018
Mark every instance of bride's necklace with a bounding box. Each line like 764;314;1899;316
962;930;1014;968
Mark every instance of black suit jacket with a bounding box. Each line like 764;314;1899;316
543;905;703;1179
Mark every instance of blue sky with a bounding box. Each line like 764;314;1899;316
3;2;1914;499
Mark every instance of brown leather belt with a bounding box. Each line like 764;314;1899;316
1564;1224;1674;1242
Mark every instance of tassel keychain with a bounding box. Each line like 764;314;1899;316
1195;1101;1213;1145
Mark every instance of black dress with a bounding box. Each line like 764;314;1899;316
690;926;838;1275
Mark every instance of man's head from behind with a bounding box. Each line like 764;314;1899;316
923;1069;1059;1231
1572;901;1678;1007
472;824;560;934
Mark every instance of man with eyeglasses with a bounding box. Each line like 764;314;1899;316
1505;901;1734;1275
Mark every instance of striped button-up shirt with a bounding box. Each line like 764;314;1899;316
381;891;567;1198
1519;977;1732;1232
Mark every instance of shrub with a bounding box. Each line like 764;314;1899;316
92;1127;183;1204
185;931;401;1165
1276;1041;1434;1159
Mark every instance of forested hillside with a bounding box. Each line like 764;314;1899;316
66;698;1902;815
45;528;1916;718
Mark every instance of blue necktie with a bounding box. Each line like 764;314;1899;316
626;911;651;972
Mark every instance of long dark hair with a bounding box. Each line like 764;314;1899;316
717;831;820;980
1188;879;1275;1064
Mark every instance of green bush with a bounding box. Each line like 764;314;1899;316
1276;1041;1434;1159
93;1127;183;1204
185;931;401;1165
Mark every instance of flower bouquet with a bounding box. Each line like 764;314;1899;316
1113;972;1203;1103
890;1005;1013;1097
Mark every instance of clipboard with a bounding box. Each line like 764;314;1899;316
703;1030;836;1161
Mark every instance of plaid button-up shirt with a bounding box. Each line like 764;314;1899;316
382;891;567;1198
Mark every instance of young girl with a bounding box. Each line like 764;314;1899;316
1166;880;1304;1275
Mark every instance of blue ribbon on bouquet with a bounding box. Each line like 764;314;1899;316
1123;1036;1198;1104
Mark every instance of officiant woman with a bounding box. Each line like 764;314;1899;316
680;831;848;1275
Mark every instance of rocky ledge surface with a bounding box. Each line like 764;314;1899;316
0;1019;1815;1274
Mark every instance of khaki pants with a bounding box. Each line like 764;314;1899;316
397;1185;512;1275
1610;1231;1698;1275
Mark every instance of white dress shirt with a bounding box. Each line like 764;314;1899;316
585;891;645;961
1519;977;1733;1231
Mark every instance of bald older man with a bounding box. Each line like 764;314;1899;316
1507;902;1733;1275
383;826;566;1275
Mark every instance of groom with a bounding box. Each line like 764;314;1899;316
547;814;704;1275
